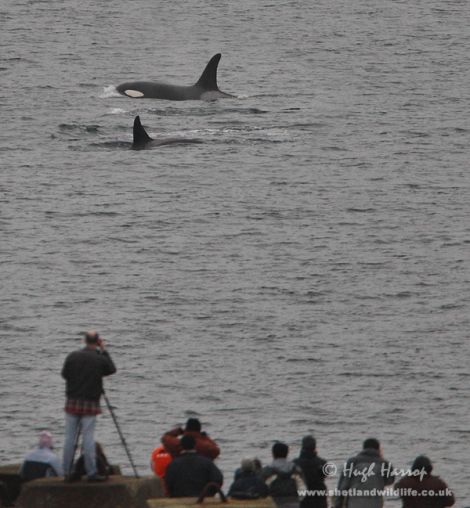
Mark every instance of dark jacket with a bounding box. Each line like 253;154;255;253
62;348;116;401
162;427;220;460
395;474;455;508
164;451;223;497
294;450;328;508
228;471;269;499
335;448;394;508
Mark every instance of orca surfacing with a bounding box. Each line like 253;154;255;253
132;116;202;149
117;53;234;101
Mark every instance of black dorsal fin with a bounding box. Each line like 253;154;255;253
195;53;221;90
133;116;152;145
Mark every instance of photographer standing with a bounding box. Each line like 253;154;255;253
61;330;116;481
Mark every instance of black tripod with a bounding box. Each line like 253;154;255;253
102;389;139;478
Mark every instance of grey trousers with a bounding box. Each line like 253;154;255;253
63;413;97;477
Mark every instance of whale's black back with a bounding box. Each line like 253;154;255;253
117;53;233;100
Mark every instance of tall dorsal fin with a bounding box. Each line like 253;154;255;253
133;115;152;145
195;53;221;90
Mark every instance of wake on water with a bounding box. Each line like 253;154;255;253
106;108;127;115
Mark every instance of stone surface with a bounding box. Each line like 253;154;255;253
0;463;22;502
16;475;163;508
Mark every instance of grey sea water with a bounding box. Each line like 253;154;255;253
1;0;469;504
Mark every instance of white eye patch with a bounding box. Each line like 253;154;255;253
124;89;144;98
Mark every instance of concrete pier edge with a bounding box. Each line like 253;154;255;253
16;474;163;508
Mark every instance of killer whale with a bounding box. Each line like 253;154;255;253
132;116;202;149
117;53;234;101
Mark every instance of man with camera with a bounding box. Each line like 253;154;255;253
61;330;116;481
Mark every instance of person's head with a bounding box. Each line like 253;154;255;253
272;441;289;459
180;434;196;451
38;431;53;449
240;458;255;474
185;418;201;432
85;330;100;346
301;435;316;451
412;455;433;475
363;438;380;451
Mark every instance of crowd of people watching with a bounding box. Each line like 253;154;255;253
0;332;456;508
148;419;455;508
1;419;455;508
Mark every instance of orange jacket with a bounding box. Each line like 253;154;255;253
161;427;220;460
150;446;172;478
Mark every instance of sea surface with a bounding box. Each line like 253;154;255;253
1;0;469;504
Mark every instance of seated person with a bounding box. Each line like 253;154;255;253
262;442;305;508
161;418;220;460
233;457;262;480
151;445;173;495
151;445;173;479
20;431;63;481
395;455;455;507
71;442;112;481
228;458;268;499
164;435;223;497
